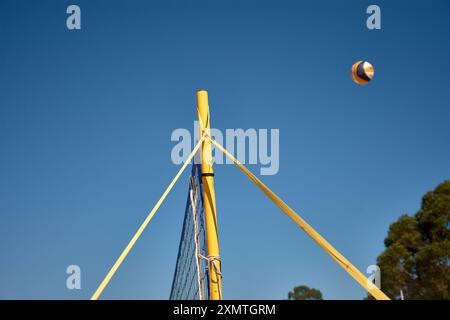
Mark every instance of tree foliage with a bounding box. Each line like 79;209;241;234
288;285;323;300
373;180;450;299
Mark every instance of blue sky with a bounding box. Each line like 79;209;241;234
0;0;449;299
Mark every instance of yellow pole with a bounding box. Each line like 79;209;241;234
197;90;222;300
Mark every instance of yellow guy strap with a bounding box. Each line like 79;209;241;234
207;136;390;300
91;136;205;300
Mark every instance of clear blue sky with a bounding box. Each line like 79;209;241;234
0;0;449;299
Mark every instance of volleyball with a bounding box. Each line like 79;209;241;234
351;61;374;85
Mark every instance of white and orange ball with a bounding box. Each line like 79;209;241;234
351;61;374;85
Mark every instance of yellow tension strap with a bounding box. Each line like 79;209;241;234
91;136;205;300
207;136;390;300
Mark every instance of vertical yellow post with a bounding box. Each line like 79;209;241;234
197;90;222;300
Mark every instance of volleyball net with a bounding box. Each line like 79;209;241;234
169;163;210;300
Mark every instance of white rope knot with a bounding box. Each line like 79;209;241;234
198;254;222;278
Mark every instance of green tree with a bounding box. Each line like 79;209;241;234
372;180;450;300
288;285;323;300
